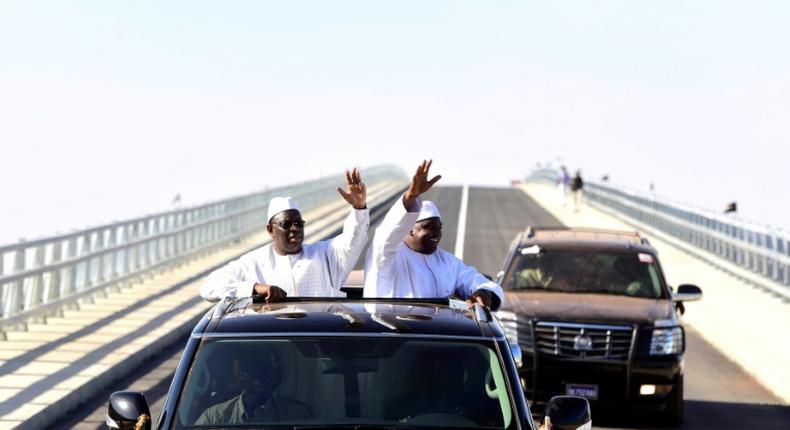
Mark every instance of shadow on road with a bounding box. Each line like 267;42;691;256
47;336;186;430
591;400;790;429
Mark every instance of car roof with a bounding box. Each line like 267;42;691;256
515;226;657;253
200;298;499;339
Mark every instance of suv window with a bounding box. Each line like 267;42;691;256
505;249;665;299
174;337;514;429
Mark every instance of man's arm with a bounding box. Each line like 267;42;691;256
452;257;505;310
201;250;288;302
200;251;289;302
367;194;420;272
200;257;259;302
327;168;371;289
327;208;370;289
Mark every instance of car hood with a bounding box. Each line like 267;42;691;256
501;291;674;325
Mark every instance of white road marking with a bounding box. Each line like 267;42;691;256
454;184;469;259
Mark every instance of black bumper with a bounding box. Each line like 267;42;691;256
523;353;683;409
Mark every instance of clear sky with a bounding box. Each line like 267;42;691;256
1;1;788;244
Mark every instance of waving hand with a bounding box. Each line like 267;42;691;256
337;167;367;210
404;159;441;210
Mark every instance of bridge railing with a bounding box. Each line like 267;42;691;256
0;165;406;328
527;168;790;296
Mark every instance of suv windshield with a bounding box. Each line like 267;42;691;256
174;337;514;429
505;248;665;299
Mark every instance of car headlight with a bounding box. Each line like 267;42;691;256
650;326;684;355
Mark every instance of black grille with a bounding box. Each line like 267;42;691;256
534;321;633;360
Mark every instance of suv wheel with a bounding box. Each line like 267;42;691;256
663;375;684;427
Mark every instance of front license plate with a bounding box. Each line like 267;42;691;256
566;383;598;400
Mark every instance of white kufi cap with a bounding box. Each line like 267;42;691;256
416;201;441;222
267;197;300;222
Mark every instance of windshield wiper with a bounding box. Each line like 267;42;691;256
571;288;644;297
513;285;548;290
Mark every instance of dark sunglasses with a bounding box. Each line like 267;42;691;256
272;219;306;230
418;221;442;231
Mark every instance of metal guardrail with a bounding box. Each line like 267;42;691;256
527;168;790;294
0;165;407;328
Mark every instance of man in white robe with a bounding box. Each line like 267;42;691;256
363;160;504;310
201;168;369;302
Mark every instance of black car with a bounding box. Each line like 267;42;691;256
495;227;702;426
106;296;592;430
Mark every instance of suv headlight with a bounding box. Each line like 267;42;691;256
650;326;684;355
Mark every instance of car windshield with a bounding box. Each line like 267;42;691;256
174;337;515;429
505;248;665;299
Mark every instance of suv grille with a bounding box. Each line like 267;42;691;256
535;321;633;360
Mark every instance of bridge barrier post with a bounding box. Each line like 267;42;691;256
63;236;78;300
3;248;25;326
23;244;46;321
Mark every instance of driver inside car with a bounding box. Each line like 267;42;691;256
195;356;312;425
612;254;652;297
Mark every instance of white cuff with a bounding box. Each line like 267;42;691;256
405;195;422;213
353;207;370;221
239;281;256;298
474;283;505;306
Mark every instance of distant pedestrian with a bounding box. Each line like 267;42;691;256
558;166;571;206
571;170;584;212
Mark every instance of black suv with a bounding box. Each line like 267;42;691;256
495;227;702;426
105;297;593;430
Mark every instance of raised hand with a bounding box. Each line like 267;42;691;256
337;167;367;210
404;159;441;210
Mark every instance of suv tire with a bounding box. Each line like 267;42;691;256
663;374;684;427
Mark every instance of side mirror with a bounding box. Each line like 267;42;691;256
541;395;591;430
106;391;151;430
672;284;702;302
